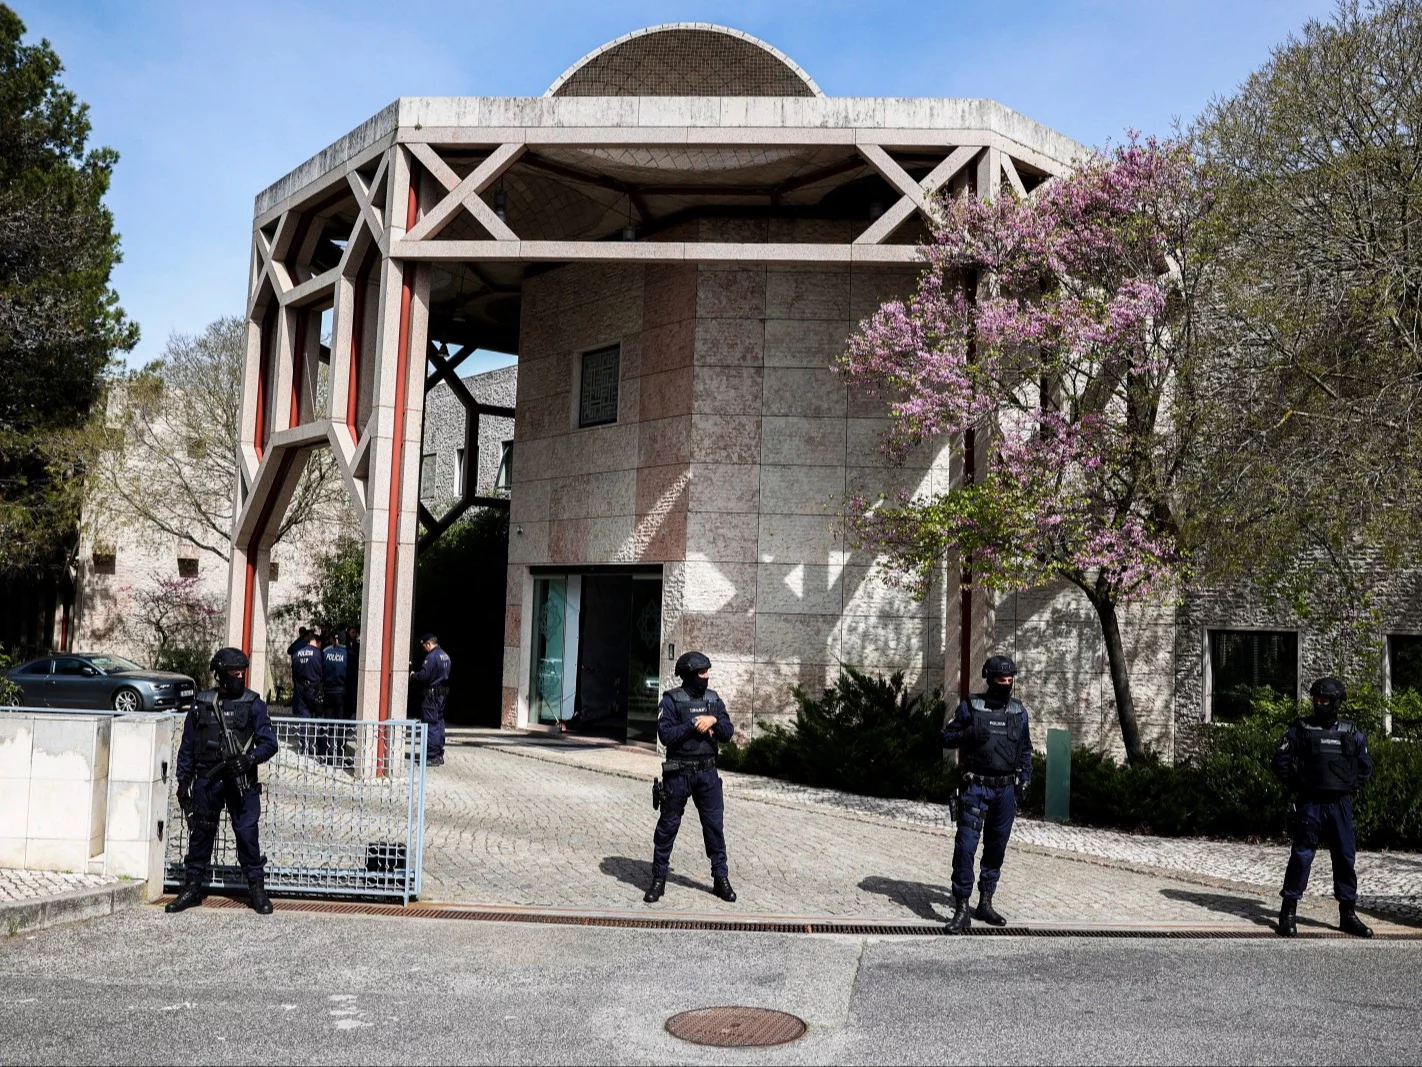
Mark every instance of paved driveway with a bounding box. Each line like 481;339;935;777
421;732;1416;933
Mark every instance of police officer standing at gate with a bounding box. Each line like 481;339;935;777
644;651;736;905
1271;677;1375;938
410;633;450;766
290;630;325;758
166;648;279;915
941;654;1033;933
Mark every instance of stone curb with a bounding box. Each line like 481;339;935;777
2;880;148;938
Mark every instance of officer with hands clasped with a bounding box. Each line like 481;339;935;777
645;651;736;905
940;654;1033;934
166;647;279;915
1272;676;1375;938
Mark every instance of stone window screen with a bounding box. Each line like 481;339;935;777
579;344;620;428
1207;629;1298;723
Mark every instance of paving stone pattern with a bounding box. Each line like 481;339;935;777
422;732;1420;931
0;869;117;904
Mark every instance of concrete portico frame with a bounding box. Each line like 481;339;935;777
229;93;1082;724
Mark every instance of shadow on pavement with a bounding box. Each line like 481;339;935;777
858;875;957;923
1157;887;1332;930
599;856;712;896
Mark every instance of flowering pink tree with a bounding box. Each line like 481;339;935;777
841;138;1211;764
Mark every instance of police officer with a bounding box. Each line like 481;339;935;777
290;630;325;758
321;632;349;762
343;624;361;720
941;654;1033;933
1271;677;1375;938
644;651;736;905
286;625;312;657
410;633;450;766
166;647;279;915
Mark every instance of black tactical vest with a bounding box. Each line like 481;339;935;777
1297;719;1360;793
664;687;721;760
963;696;1026;776
192;689;258;774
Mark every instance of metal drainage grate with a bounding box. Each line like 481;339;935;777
665;1006;807;1048
153;898;1415;940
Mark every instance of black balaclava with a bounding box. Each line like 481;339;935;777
682;673;709;699
982;654;1017;705
218;669;244;698
985;677;1014;705
1308;677;1345;727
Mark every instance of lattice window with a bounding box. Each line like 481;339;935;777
579;345;621;428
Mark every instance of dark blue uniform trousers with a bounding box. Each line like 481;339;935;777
184;778;265;883
952;781;1017;899
421;695;446;759
292;685;327;757
1283;796;1358;902
652;767;728;879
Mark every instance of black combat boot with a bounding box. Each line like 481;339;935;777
1338;900;1373;938
164;883;205;914
973;891;1007;927
945;896;973;934
643;877;666;903
247;877;274;915
1277;897;1297;938
712;877;737;903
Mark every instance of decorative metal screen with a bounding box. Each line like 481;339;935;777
164;717;428;903
579;345;621;427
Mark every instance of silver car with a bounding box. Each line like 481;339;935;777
3;654;196;712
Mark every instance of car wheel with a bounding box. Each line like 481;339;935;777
112;687;142;713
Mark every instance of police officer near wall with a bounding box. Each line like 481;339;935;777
1271;677;1375;938
644;651;736;905
166;647;279;915
290;630;325;758
411;633;450;766
940;654;1033;933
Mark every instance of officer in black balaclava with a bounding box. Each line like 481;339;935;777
644;651;736;905
940;654;1034;933
166;647;279;915
1271;676;1375;937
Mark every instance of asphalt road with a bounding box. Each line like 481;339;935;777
1;906;1418;1065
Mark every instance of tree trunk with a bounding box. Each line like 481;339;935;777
1086;586;1147;766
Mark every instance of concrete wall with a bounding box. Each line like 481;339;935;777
0;712;172;899
421;365;517;514
501;218;948;735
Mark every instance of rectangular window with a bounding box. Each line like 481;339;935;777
177;557;199;578
269;561;281;583
578;344;620;428
454;447;465;497
92;549;116;576
1389;635;1422;695
419;453;438;503
495;440;513;491
1208;629;1298;722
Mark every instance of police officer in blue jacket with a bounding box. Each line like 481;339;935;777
1271;677;1375;938
411;633;451;766
166;647;279;915
645;651;736;904
290;631;325;757
941;654;1033;933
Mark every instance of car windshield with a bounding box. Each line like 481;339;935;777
85;655;145;674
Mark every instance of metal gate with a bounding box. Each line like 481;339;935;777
164;717;427;903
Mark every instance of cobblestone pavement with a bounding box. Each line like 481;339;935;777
423;731;1420;932
0;869;117;904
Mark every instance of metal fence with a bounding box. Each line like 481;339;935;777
164;716;428;904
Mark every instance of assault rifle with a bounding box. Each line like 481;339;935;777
212;694;254;804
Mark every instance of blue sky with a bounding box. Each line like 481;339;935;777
22;0;1333;373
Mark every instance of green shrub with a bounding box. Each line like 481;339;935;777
0;646;23;706
718;667;954;802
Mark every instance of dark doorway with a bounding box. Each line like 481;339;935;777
562;572;662;745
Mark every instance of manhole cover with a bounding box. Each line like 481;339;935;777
665;1006;807;1048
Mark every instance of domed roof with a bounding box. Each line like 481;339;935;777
547;24;822;98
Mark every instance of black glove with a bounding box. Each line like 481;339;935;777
176;778;194;814
1015;780;1029;805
